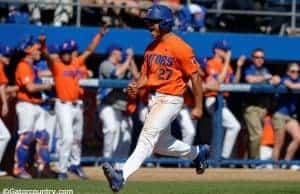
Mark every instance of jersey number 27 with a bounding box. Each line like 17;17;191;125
158;67;173;80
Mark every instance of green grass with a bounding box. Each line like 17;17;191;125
0;180;299;194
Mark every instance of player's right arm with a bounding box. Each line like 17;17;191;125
38;35;57;67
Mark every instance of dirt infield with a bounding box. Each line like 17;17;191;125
81;167;300;182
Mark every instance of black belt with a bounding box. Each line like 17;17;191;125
60;100;80;106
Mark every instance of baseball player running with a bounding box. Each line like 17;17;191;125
39;26;107;180
14;37;53;179
0;44;12;176
102;4;209;193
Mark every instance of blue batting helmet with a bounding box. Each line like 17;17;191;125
144;4;174;32
59;41;73;53
68;39;78;52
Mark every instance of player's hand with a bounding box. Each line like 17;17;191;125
191;107;203;120
270;75;281;85
237;55;246;67
1;103;8;117
126;48;134;57
38;34;46;45
99;24;108;37
127;81;138;99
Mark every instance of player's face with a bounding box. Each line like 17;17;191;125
252;51;265;67
112;50;122;63
0;56;10;65
60;52;72;64
145;20;161;39
72;51;78;58
32;50;41;61
215;49;227;59
287;65;299;80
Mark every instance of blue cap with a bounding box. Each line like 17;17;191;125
106;43;122;54
0;44;11;57
48;44;59;54
59;41;73;53
68;39;78;51
213;40;230;51
18;35;36;51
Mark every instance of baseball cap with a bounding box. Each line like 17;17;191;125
213;40;230;51
0;44;12;57
59;41;73;53
68;39;78;52
106;43;123;55
18;35;38;53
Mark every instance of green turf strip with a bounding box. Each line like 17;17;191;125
0;180;299;194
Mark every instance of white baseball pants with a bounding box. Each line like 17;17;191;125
16;101;46;134
177;107;197;145
139;102;196;145
0;119;10;164
99;105;132;158
205;97;241;158
122;93;199;180
44;110;57;153
55;99;83;173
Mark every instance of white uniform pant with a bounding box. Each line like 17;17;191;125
122;93;198;180
99;105;132;159
139;102;196;145
16;101;46;134
0;119;11;164
177;107;196;145
205;97;241;158
55;99;83;173
44;110;57;153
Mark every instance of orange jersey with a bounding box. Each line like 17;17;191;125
205;57;233;97
51;56;84;102
0;62;8;85
15;60;42;104
141;33;200;96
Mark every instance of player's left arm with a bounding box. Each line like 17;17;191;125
80;26;108;61
190;71;203;119
179;46;203;119
233;55;246;83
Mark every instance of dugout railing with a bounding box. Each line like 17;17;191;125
73;79;300;167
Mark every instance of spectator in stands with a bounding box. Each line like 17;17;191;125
98;44;138;167
205;40;246;159
176;3;206;32
243;48;280;160
54;0;73;26
272;63;300;168
6;5;30;24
